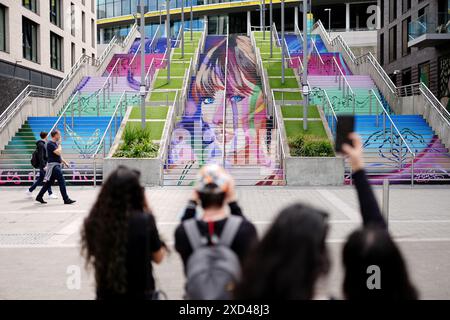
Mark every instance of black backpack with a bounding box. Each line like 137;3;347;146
30;141;41;169
31;148;40;169
183;216;243;300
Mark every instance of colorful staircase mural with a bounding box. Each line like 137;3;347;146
284;31;450;184
163;35;285;186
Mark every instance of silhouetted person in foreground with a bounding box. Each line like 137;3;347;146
341;133;418;300
81;166;166;299
235;133;418;300
175;164;257;299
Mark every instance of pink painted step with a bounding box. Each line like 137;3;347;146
79;76;138;94
105;53;165;77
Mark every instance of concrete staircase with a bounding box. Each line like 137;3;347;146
285;30;450;184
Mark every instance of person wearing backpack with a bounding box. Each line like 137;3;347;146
26;131;56;199
174;164;257;300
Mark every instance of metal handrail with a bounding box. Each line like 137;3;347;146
354;52;396;94
158;89;180;184
121;23;138;49
180;57;194;112
173;25;183;48
91;91;127;158
0;85;56;130
222;28;229;167
54;54;91;99
420;82;450;125
101;57;121;90
96;35;118;69
370;89;415;157
48;91;80;134
129;42;142;70
272;23;281;47
200;17;208;53
270;89;287;176
149;25;161;53
283;37;293;69
332;56;355;97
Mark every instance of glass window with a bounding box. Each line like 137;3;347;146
402;17;411;56
23;17;39;63
379;33;384;65
389;0;397;23
0;4;6;52
82;11;86;42
402;0;411;13
50;0;62;28
389;26;397;63
50;32;63;71
23;0;38;14
71;3;75;36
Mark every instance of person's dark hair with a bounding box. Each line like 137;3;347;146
40;131;48;139
235;204;329;300
198;183;226;210
343;226;418;300
81;166;149;294
50;130;59;138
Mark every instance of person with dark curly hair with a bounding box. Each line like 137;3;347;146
81;166;166;300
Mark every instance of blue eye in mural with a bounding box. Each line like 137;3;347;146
202;97;215;105
230;95;244;103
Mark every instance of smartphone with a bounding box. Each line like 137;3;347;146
335;115;355;153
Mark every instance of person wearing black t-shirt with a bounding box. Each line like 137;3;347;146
35;130;76;204
175;165;258;272
81;166;166;300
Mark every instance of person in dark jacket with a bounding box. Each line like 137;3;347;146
26;132;56;199
341;133;418;300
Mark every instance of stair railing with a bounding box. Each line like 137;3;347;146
96;35;118;69
320;89;338;138
419;82;450;125
91;90;131;187
310;36;325;74
180;57;194;113
200;17;208;53
332;56;356;112
129;42;142;73
94;57;122;115
272;23;281;47
149;25;162;53
121;23;139;49
48;91;80;135
222;27;229;168
270;89;287;182
158;89;180;185
54;54;92;99
371;88;416;186
192;23;205;71
0;85;56;132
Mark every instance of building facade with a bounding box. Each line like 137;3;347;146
0;0;97;111
378;0;450;108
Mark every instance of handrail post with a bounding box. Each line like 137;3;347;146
93;158;97;187
369;90;372;115
96;93;100;116
411;156;415;187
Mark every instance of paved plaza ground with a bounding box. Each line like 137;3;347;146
0;185;449;300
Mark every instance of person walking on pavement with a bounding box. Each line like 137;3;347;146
35;129;76;205
26;131;57;199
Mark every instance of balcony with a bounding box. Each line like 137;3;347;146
408;12;450;48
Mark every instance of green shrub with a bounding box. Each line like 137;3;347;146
114;126;159;158
288;134;334;157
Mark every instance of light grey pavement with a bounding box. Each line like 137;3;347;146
0;185;450;300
